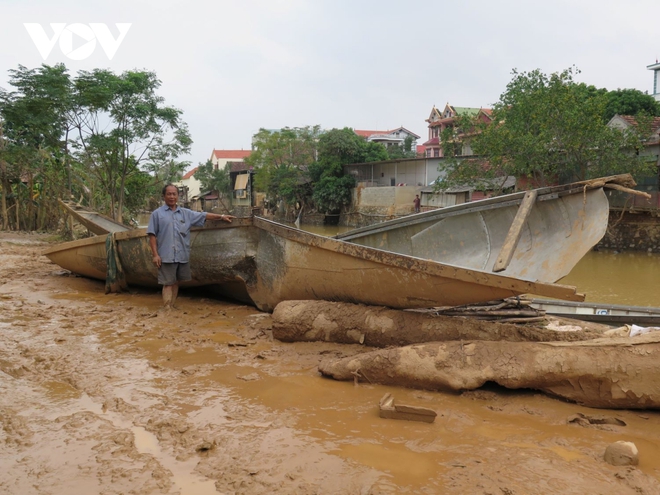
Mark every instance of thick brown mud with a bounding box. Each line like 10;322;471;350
2;232;660;494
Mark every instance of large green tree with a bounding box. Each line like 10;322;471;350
71;69;191;222
440;67;655;189
309;128;388;213
195;159;231;195
0;64;73;230
603;88;660;122
0;64;192;232
247;126;321;207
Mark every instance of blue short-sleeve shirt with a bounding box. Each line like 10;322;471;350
146;205;207;263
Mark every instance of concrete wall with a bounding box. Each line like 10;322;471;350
353;185;421;207
347;157;444;187
597;211;660;252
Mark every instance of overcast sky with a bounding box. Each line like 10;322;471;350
2;0;659;171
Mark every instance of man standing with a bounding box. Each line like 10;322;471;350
147;184;234;309
413;194;421;213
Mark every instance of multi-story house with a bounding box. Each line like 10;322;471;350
210;149;251;170
648;60;660;102
354;127;420;150
423;104;492;158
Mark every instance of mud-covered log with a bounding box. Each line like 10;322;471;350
271;300;605;347
318;333;660;409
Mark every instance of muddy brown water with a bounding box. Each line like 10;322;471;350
1;232;660;494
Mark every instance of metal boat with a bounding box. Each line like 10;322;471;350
47;175;647;311
43;216;584;312
530;299;660;326
58;200;129;235
336;175;643;284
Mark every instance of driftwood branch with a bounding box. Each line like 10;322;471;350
603;183;652;199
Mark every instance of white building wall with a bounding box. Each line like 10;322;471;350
181;175;202;198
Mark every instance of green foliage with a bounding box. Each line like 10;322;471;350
385;136;417;159
72;68;191;221
247;126;321;207
312;175;356;213
0;63;191;232
440;67;656;189
1;64;72;149
603;89;660;122
195;159;231;194
310;128;386;213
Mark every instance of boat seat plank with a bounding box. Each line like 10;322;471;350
493;190;538;273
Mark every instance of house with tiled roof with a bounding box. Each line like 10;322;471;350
173;166;201;206
354;127;421;150
607;113;660;174
210;149;251;170
607;114;660;142
423;104;492;158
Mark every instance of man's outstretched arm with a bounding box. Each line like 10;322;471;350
206;213;235;223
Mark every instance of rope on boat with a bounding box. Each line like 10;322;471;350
105;232;128;294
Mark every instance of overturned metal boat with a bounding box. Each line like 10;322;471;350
43;216;585;312
336;175;646;284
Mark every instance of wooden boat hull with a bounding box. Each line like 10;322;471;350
337;178;624;284
43;217;584;312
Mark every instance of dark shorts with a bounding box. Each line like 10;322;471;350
158;262;192;286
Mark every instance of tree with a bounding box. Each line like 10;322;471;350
603;88;660;122
71;69;191;222
385;136;417;159
439;67;655;189
195;159;231;195
0;64;73;230
247;126;321;207
311;128;386;213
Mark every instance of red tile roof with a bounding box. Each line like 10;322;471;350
229;161;253;173
354;129;390;138
618;115;660;131
181;167;198;180
422;137;439;146
212;149;251;159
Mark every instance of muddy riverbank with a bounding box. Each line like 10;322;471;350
2;232;660;494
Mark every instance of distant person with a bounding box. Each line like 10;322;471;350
413;194;421;213
147;184;234;310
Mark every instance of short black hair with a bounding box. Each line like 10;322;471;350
162;184;178;196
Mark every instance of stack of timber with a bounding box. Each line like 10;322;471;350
432;297;546;323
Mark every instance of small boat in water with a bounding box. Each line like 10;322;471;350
530;299;660;326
